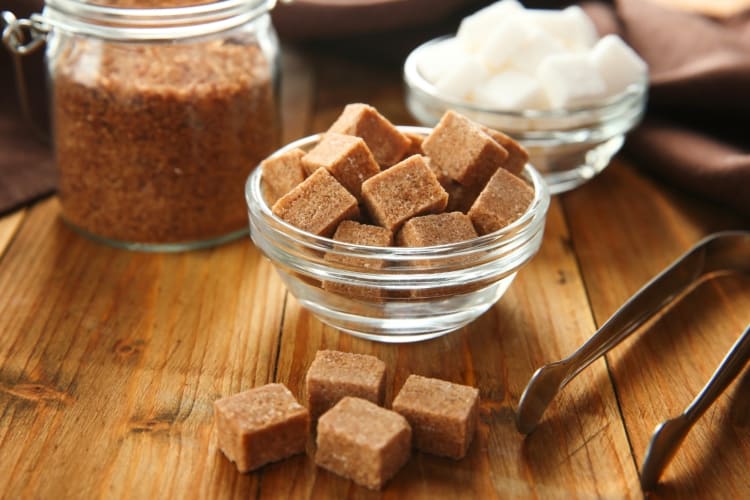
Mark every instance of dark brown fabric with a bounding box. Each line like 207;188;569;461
583;0;750;216
1;0;53;215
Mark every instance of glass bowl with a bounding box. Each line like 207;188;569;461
245;126;550;343
404;36;648;195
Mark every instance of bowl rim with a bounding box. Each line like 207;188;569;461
403;35;649;121
245;125;550;259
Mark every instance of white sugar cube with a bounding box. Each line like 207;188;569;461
457;0;524;53
591;34;648;96
417;38;465;84
526;6;599;51
537;53;607;108
435;57;489;101
509;31;565;75
474;70;549;110
478;17;539;72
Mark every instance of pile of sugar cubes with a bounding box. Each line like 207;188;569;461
214;350;480;490
261;103;534;299
417;0;648;110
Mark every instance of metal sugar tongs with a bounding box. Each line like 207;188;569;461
515;230;750;491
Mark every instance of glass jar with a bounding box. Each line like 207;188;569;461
4;0;279;251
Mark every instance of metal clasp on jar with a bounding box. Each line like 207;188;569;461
2;10;50;139
2;11;49;55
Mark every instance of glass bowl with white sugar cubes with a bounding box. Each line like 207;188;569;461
404;0;648;194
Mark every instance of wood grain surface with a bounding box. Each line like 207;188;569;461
0;45;748;499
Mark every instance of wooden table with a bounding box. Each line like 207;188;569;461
1;45;749;499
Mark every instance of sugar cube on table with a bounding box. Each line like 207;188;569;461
591;34;648;96
468;166;534;235
537;52;607;108
526;6;599;51
457;0;524;53
327;103;411;167
315;397;411;490
213;383;309;472
392;375;479;460
306;349;387;423
473;70;548;111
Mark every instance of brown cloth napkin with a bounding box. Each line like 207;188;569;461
1;0;54;215
1;0;749;216
583;0;750;216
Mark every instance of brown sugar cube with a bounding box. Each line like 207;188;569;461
301;133;380;200
397;213;479;297
361;155;448;231
316;397;411;490
396;212;477;247
480;125;529;176
327;103;411;167
261;148;307;206
403;132;425;159
323;221;394;299
422;110;509;187
467;166;534;235
213;383;309;473
272;168;359;237
306;349;386;423
392;375;479;460
445;181;483;213
424;156;450;189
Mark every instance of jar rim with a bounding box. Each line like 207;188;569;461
40;0;276;40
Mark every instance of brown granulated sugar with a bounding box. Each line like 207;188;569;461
53;38;277;244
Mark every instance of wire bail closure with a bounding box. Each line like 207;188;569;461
2;10;50;141
2;11;49;55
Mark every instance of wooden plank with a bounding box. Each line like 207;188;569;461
563;159;750;496
263;197;640;497
0;199;287;498
0;209;26;257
